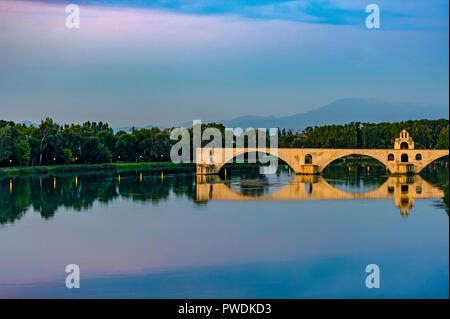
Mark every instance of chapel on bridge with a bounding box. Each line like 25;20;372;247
394;129;414;150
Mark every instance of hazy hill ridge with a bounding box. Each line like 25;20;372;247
19;98;449;132
178;98;449;130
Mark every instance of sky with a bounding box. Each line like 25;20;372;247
0;0;448;127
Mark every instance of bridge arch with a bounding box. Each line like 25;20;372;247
214;148;297;174
416;153;449;172
318;151;389;173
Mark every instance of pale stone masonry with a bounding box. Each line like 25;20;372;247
196;131;448;175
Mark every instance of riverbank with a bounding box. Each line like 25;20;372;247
0;161;268;179
0;162;196;179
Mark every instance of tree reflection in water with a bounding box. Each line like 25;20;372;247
1;165;448;225
0;171;196;225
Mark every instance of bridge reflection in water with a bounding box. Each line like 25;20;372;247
196;174;444;218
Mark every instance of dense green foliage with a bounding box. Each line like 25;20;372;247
0;118;448;167
0;118;173;166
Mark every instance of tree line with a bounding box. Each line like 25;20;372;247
278;119;449;150
0;118;448;167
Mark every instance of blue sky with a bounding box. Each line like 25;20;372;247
0;0;448;127
35;0;370;25
13;0;448;28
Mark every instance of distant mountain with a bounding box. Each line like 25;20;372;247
180;98;449;130
113;124;165;133
19;120;38;127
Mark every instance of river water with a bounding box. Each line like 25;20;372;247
0;165;448;298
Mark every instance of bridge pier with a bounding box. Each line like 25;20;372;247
196;163;322;175
297;164;320;175
196;164;220;175
389;164;416;174
196;161;441;176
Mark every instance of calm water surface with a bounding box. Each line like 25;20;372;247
0;165;448;298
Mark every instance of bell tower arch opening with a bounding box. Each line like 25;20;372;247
394;130;414;150
401;154;409;163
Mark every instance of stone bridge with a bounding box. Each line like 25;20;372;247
196;175;445;217
196;130;448;175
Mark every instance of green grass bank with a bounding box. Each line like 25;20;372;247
0;162;196;179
